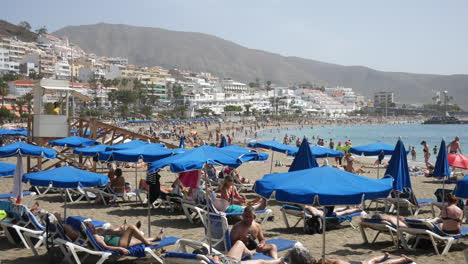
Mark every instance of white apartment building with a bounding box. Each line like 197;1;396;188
221;79;247;93
55;60;71;80
0;48;19;73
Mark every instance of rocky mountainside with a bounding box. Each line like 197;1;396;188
0;20;38;42
53;23;468;108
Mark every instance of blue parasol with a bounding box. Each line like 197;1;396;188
289;138;319;172
48;136;99;148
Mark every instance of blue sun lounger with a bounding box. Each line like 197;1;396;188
76;221;180;264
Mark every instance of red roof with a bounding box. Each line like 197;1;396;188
9;80;35;87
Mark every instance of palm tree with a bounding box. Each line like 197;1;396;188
15;97;27;116
21;93;34;114
0;81;9;107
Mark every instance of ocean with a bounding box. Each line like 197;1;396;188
254;123;468;163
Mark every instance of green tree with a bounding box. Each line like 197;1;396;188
18;21;32;31
244;104;252;115
224;105;242;112
108;90;137;119
0;81;9;107
35;26;48;35
139;105;153;119
0;107;13;123
15;97;27;116
266;80;272;91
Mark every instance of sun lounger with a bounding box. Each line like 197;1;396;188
359;218;398;247
83;185;136;205
0;191;36;200
204;213;300;259
164;239;221;264
398;218;468;255
78;221;180;264
280;204;365;231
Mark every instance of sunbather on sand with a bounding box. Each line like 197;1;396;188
85;221;164;255
345;156;367;174
301;205;363;218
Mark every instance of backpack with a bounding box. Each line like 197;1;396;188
304;215;322;234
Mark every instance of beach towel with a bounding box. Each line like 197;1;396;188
179;170;200;189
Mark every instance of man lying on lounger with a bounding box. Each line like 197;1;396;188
85;221;164;255
230;206;278;259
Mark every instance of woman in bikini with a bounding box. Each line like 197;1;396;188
420;141;430;164
432;194;463;234
85;222;164;255
216;176;266;213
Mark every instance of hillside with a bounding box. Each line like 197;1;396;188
0;20;37;42
53;23;468;108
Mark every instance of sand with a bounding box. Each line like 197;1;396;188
0;117;465;263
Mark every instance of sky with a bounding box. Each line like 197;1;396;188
3;0;468;75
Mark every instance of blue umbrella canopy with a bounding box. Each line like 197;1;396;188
247;141;297;156
179;136;185;148
0;162;15;177
222;145;269;161
23;166;108;188
349;142;400;156
455;174;468;199
73;144;108;157
109;143;174;163
149;145;254;173
105;140;162;151
0;142;56;158
48;136;99;148
219;136;227;147
308;146;344;158
384;139;411;192
433;139;451;178
289;138;319;172
255;166;392;205
0;128;27;136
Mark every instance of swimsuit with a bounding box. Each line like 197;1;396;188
219;255;241;264
103;235;121;246
443;229;461;235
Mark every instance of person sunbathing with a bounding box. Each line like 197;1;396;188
368;213;407;228
429;193;463;234
85;221;164;255
286;245;413;264
196;240;285;264
53;212;143;243
219;176;266;210
345;156;367;174
301;205;363;218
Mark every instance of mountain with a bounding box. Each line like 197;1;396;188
53;23;468;109
0;20;37;42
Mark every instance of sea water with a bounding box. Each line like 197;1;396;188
255;123;468;163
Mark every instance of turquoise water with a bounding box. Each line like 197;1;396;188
256;123;468;163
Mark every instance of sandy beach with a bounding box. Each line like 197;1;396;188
0;146;466;264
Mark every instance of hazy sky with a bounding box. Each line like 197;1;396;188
4;0;467;75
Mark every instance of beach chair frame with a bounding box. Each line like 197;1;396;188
397;219;467;255
359;219;398;248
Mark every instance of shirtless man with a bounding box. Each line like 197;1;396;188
230;206;278;259
447;136;463;154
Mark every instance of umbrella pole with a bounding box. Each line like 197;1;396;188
64;189;68;219
202;166;213;254
147;191;151;237
396;192;400;249
321;216;326;264
135;164;138;203
269;150;275;174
